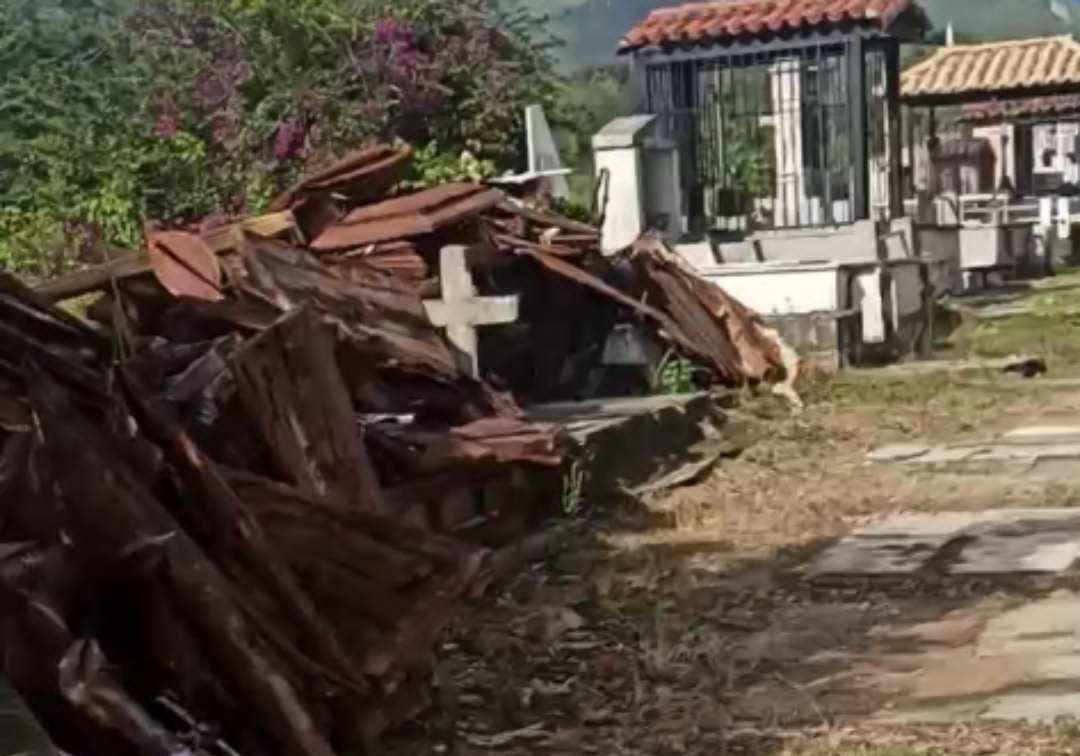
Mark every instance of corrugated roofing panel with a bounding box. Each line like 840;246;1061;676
310;184;504;252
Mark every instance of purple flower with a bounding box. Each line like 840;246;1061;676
375;18;415;47
374;18;397;43
273;118;306;161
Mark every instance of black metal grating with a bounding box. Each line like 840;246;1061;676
644;42;892;231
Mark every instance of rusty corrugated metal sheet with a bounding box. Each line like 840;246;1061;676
146;231;224;302
325;241;430;282
310;184;504;252
620;0;923;52
627;236;781;384
903;36;1080;102
269;145;413;211
512;238;781;387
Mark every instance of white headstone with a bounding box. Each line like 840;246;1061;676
1058;197;1072;240
423;246;519;378
526;105;569;200
1040;196;1054;231
857;269;887;344
601;324;651;366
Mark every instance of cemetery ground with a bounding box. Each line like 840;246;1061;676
386;270;1080;756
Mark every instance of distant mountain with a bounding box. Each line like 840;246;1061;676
513;0;1080;69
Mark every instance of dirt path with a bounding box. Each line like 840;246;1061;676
385;275;1080;756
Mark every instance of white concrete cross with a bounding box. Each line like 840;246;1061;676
423;245;519;378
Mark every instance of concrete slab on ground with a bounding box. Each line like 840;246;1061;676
527;394;710;442
526;393;735;498
854;356;1039;379
808;509;1080;577
865;444;931;463
866;421;1080;478
1000;425;1080;445
868;590;1080;725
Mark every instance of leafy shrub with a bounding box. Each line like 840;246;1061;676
0;0;561;280
403;142;498;189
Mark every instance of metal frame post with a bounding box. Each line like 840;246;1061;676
885;38;904;219
848;35;869;221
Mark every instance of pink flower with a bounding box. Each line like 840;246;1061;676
154;114;179;139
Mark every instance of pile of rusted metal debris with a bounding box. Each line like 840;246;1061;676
2;144;785;756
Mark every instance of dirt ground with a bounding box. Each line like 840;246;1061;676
385;274;1080;756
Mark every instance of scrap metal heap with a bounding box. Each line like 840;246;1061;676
2;145;784;756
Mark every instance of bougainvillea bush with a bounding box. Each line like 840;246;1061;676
0;0;561;278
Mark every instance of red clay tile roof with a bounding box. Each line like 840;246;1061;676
961;94;1080;125
619;0;922;52
902;36;1080;104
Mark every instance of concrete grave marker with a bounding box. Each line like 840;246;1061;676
1040;196;1054;233
525;105;570;199
423;245;519;378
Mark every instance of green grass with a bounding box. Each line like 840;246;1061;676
945;271;1080;368
956;312;1080;363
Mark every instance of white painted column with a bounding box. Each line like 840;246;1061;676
770;58;807;226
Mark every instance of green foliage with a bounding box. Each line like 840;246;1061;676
723;130;772;201
403;142;497;189
550;197;593;224
560;448;589;517
0;0;561;280
656;354;693;395
0;210;71;281
556;64;636;205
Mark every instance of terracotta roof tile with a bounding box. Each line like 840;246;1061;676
960;94;1080;124
619;0;923;52
902;36;1080;102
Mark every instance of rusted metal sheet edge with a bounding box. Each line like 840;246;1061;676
312;189;504;252
268;145;412;211
37;214;296;302
340;183;492;225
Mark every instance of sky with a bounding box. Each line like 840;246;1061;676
518;0;1080;69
